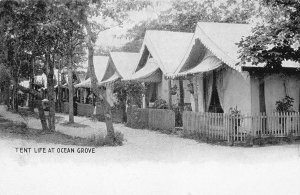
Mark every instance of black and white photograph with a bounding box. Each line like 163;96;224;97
0;0;300;194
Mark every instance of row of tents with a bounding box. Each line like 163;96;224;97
75;22;300;116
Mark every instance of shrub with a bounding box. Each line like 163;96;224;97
153;98;168;109
87;134;105;146
265;134;280;145
245;134;254;147
104;131;125;146
253;135;266;146
286;131;295;143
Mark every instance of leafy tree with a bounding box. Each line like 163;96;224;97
238;0;300;70
121;0;262;53
74;0;151;141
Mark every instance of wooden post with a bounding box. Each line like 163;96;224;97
193;76;199;112
168;79;172;109
142;82;146;108
179;79;184;111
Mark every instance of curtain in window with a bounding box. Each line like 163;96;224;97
216;69;226;111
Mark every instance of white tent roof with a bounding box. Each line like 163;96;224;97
171;22;300;78
74;78;91;88
109;52;140;80
99;52;139;86
134;30;193;75
76;56;109;88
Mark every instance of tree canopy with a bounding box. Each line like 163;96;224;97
238;0;300;70
118;0;263;53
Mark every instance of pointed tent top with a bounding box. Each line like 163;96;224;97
109;52;140;80
134;30;194;75
174;22;251;75
98;52;140;86
84;56;109;81
170;22;300;78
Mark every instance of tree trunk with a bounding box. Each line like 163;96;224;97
68;53;74;123
57;59;62;113
84;21;115;140
46;54;55;131
36;100;49;131
88;46;115;138
29;57;35;112
5;82;10;110
12;84;18;112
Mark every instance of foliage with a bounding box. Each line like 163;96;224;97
238;0;300;70
153;98;168;109
181;130;227;145
276;96;294;112
89;131;124;146
253;135;266;146
170;84;177;95
229;106;242;116
286;131;295;143
122;0;263;52
0;0;150;133
187;82;194;94
112;80;144;108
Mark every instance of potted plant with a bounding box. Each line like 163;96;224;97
275;95;294;127
170;84;177;95
187;83;194;94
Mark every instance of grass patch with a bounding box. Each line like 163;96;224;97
181;130;228;145
0;117;124;147
17;107;64;124
60;121;89;128
0;118;10;123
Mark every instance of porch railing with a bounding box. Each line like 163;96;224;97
183;111;300;142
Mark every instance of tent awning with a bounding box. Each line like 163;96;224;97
168;56;222;79
74;78;91;88
99;72;120;86
128;58;162;83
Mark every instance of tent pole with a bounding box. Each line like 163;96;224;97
168;79;172;109
193;76;199;112
142;82;146;108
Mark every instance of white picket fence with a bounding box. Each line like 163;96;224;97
183;111;300;142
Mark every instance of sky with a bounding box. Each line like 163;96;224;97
95;0;171;49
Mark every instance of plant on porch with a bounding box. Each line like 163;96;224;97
276;96;295;113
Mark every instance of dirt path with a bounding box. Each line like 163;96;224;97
0;105;300;195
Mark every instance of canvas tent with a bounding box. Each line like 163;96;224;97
74;56;109;105
100;52;140;85
75;56;109;88
129;30;194;107
169;22;300;115
99;52;140;105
